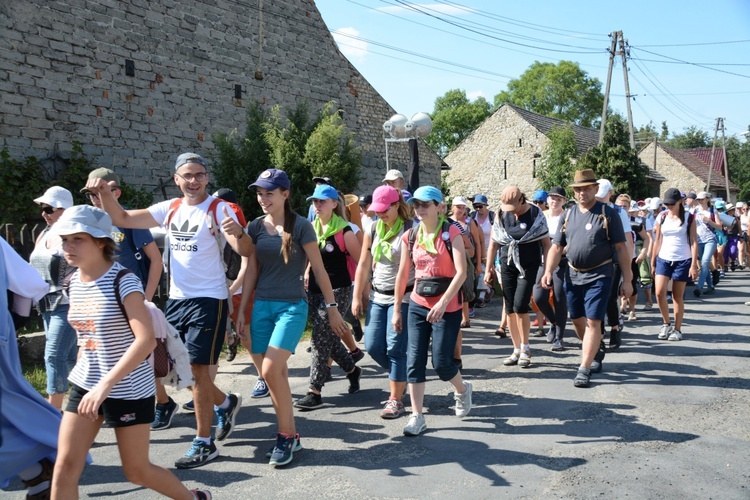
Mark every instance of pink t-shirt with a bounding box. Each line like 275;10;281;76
402;224;462;313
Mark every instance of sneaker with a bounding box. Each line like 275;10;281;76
350;348;365;364
468;307;475;318
618;314;625;331
591;342;605;373
705;287;716;295
574;367;591;388
475;300;486;309
403;413;427;436
269;433;298;467
551;339;565;351
546;325;556;343
190;489;212;500
643;302;653;311
484;288;494;304
531;328;545;337
151;397;178;431
379;398;406;419
175;439;219;469
693;288;701;297
454;381;473;418
668;329;683;341
666;293;673;303
265;433;302;458
720;270;726;279
609;329;621;350
712;269;721;285
658;324;673;340
352;321;364;342
294;392;323;410
215;393;242;442
347;366;362;394
628;311;637;321
251;377;270;398
182;400;195;413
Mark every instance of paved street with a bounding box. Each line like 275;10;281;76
7;273;750;499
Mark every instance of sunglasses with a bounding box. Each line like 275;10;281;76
175;172;208;182
473;204;486;209
374;202;398;214
412;200;435;209
41;206;59;214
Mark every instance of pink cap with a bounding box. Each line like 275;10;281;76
369;185;401;213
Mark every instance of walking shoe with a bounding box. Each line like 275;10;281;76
151;397;178;431
182;400;195;413
518;349;531;368
403;413;427;436
251;377;270;398
693;287;701;297
705;287;716;295
352;321;364;342
531;328;545;337
658;324;673;340
495;326;508;338
175;439;219;469
468;307;475;318
460;320;471;328
475;300;486;309
454;381;473;418
609;329;622;350
591;342;605;373
618;314;625;331
269;433;298;466
484;288;494;304
347;366;362;394
712;269;721;285
379;398;406;419
573;367;591;388
643;302;653;311
191;490;212;500
720;269;726;279
226;332;239;362
350;348;365;364
628;311;637;321
666;293;673;303
215;393;242;442
265;433;302;458
546;325;556;343
668;329;683;341
551;339;565;351
294;392;323;410
503;353;519;366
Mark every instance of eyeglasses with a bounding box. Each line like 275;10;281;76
665;203;676;207
175;172;208;182
86;187;120;200
412;200;434;209
473;204;486;209
41;206;59;214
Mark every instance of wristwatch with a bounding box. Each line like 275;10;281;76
325;302;338;309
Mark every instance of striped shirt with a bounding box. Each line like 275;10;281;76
67;262;155;400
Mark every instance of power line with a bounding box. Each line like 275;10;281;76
630;47;750;79
635;39;750;48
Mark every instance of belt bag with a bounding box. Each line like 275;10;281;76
415;277;453;297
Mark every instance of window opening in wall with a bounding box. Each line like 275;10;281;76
518;138;522;147
532;159;536;178
125;60;135;77
235;85;242;99
503;159;507;180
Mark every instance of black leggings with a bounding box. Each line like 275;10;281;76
532;263;568;339
605;264;623;329
500;261;541;314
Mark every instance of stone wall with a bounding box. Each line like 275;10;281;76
0;0;440;200
445;105;548;207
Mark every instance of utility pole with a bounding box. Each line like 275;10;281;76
598;31;635;148
706;118;720;194
720;119;730;202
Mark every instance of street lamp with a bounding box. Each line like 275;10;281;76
382;112;432;170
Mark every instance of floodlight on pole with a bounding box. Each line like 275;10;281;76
383;112;432;170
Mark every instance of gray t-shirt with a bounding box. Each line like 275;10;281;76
248;214;317;302
552;201;626;285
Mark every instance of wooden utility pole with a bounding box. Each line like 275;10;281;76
706;118;720;194
599;31;635;148
721;120;730;202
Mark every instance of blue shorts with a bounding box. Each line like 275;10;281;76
565;277;612;321
655;257;692;282
251;299;309;354
165;297;227;365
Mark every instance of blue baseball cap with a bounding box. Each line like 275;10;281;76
175;152;207;171
249;168;291;191
408;186;443;204
473;194;488;205
306;184;339;201
533;189;548;202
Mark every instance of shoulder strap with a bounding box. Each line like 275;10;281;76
113;268;134;321
407;226;418;259
488;211;495;225
442;220;454;262
370;220;377;241
660;210;668;225
334;228;348;255
206;197;222;234
602;203;609;240
561;208;571;234
165;198;183;228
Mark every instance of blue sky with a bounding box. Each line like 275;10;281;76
315;0;750;141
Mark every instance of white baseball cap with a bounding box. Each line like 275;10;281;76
451;196;469;207
596;179;613;199
383;169;404;182
649;197;663;210
34;186;74;209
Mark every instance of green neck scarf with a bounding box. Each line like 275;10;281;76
372;218;405;262
313;213;350;249
417;215;448;255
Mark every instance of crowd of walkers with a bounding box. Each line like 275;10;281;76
3;154;748;499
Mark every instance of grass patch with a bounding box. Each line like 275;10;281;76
22;363;47;396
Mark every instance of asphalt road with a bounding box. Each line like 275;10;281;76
7;272;750;499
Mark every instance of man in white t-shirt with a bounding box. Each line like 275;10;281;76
86;152;251;470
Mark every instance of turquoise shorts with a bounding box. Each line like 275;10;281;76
251;298;308;354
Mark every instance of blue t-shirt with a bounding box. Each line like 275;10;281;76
111;226;155;284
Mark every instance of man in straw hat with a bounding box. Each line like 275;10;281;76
541;169;633;388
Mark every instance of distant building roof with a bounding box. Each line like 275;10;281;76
685;148;725;175
662;145;738;191
504;103;599;156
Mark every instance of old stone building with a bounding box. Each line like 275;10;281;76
0;0;441;199
638;141;738;202
444;103;601;205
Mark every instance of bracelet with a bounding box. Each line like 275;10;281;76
325;302;338;309
237;232;245;239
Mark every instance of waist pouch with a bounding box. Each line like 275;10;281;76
373;285;414;296
415;277;453;297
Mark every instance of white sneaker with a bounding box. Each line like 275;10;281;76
455;381;473;418
403;413;427;436
668;329;683;341
658;324;673;340
628;311;637;321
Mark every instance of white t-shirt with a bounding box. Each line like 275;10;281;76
149;196;239;300
67;263;155;400
656;212;692;261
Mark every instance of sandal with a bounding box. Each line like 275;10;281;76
23;458;53;499
503;352;519;366
495;327;508;338
460;321;471;328
518;349;531;368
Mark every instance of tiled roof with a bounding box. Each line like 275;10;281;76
661;144;738;191
685;148;724;175
504;103;600;157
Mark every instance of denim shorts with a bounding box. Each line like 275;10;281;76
42;306;78;395
655;256;692;282
165;297;228;365
565;277;612;322
251;299;309;354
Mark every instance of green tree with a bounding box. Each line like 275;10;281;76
425;89;491;157
577;114;649;199
494;61;604;128
665;125;711;149
726;128;750;200
538;124;577;192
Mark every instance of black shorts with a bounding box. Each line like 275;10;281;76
165;297;228;365
66;384;155;428
500;261;541;314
